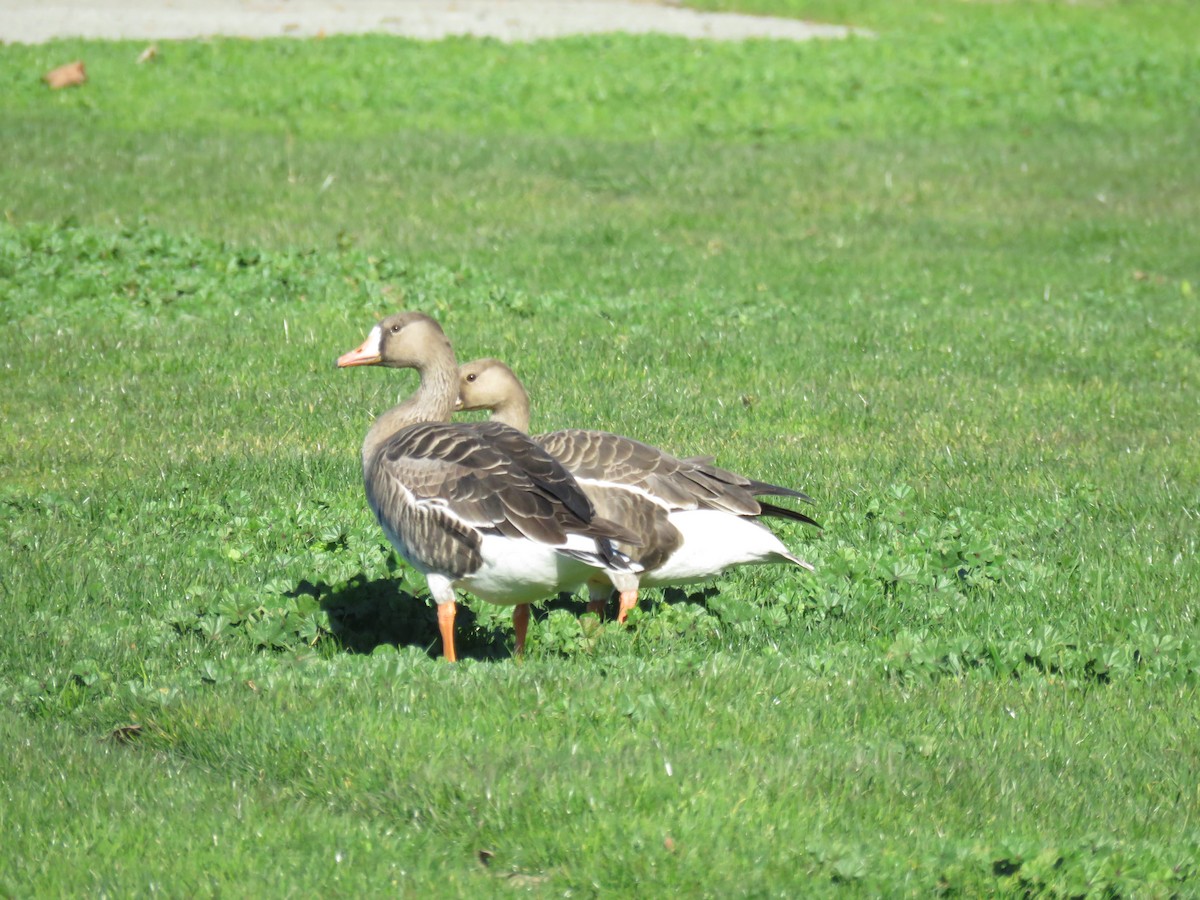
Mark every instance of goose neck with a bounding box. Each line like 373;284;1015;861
362;353;458;465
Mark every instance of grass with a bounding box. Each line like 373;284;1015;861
2;0;1199;893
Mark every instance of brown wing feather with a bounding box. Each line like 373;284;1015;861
537;429;814;522
368;479;484;578
471;421;597;524
680;456;816;506
367;422;640;580
581;484;682;572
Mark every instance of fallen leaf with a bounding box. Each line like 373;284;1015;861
44;60;86;90
137;45;158;64
108;723;143;743
477;849;495;868
503;873;550;887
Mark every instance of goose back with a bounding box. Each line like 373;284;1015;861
365;419;638;582
539;429;819;528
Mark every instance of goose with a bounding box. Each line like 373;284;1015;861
456;357;818;622
336;313;640;661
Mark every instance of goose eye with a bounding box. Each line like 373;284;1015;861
466;373;477;382
390;324;402;333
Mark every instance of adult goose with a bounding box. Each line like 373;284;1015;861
456;357;818;622
336;313;640;661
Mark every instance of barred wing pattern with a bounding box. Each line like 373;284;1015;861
365;421;638;579
538;429;819;528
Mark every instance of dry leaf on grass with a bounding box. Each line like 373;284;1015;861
137;45;158;64
476;851;551;887
44;60;86;89
107;723;144;743
502;873;551;888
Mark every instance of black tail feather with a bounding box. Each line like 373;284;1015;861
746;479;815;506
757;501;821;529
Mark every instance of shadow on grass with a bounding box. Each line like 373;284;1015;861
661;585;721;607
287;574;720;661
580;585;720;621
286;574;514;661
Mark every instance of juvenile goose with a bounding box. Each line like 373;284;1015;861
456;358;818;622
337;314;640;661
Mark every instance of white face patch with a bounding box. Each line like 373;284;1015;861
363;325;383;356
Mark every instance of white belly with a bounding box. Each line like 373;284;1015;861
641;510;798;587
454;533;598;606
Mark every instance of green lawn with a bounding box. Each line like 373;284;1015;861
2;1;1199;894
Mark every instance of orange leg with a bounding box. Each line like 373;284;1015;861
512;603;530;656
616;590;639;624
437;601;458;662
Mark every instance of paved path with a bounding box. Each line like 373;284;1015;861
0;0;863;44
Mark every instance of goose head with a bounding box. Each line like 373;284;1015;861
338;312;461;451
337;311;453;370
456;358;532;432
